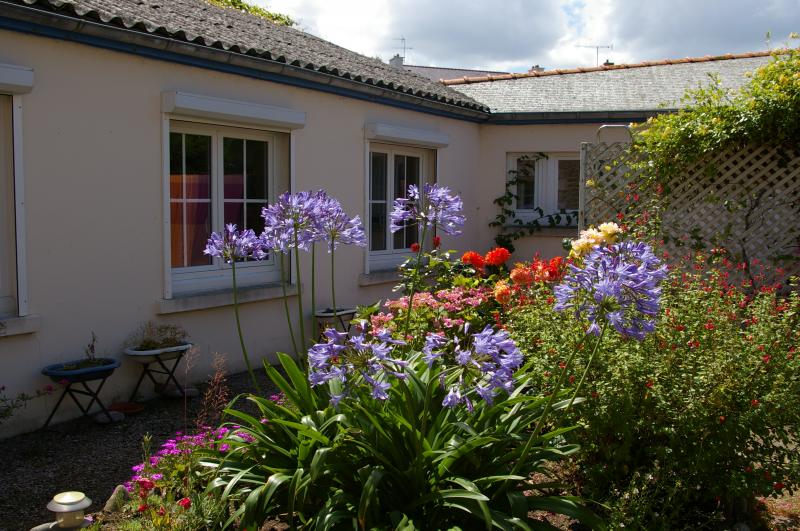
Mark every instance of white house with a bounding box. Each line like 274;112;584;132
0;0;769;435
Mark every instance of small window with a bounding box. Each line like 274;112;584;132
0;95;16;316
167;121;288;295
507;152;579;226
368;144;434;271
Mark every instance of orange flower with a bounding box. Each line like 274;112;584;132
493;281;511;304
510;266;533;285
461;251;485;270
485;247;511;266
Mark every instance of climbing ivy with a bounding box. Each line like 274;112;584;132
207;0;294;26
489;153;577;252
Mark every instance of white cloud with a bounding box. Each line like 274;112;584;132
255;0;800;71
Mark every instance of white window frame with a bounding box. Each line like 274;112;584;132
506;151;580;227
164;119;283;297
0;93;29;318
366;144;431;272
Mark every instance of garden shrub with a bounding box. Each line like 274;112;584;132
507;249;800;529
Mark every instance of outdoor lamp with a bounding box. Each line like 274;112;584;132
46;491;91;528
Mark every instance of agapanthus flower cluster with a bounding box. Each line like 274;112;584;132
423;324;523;409
261;190;329;252
307;326;409;404
554;240;667;340
390;183;465;236
204;223;266;262
315;193;366;251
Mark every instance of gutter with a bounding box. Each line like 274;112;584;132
486;110;671;125
0;1;490;123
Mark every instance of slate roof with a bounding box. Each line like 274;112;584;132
402;64;509;83
1;0;488;112
445;52;774;114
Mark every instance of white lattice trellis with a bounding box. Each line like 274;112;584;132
581;142;800;271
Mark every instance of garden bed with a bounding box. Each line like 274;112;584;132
0;369;276;531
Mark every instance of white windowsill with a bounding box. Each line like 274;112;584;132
158;283;297;314
0;314;40;338
359;270;401;287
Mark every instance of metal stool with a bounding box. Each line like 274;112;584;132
314;307;357;337
124;344;192;401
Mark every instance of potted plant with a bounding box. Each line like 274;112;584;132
123;322;191;361
41;332;120;383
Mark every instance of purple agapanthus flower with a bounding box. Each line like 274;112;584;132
390;183;465;236
315;193;367;251
204;224;266;263
424;324;523;408
261;191;327;252
554;241;667;340
308;324;407;404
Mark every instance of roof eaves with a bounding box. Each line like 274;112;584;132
1;0;491;116
486;109;671;125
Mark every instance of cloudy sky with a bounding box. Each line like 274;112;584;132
255;0;799;72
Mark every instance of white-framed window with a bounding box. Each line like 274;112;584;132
507;152;580;226
0;94;17;316
367;143;434;271
167;120;289;295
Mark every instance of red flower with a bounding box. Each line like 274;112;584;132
719;416;726;424
704;321;715;330
137;478;155;495
158;507;166;516
432;236;441;248
774;482;785;490
177;497;191;509
410;242;420;253
645;380;654;389
137;504;148;513
762;354;771;364
461;251;485;270
751;399;760;408
484;247;511;266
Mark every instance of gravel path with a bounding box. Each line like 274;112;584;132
0;370;276;531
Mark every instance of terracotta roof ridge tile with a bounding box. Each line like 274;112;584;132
442;50;781;85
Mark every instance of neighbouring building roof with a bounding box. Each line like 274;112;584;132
0;0;489;114
445;52;775;115
403;64;509;83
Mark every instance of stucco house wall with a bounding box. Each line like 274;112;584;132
0;29;487;436
476;124;631;261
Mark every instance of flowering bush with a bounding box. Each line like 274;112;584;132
508;246;800;528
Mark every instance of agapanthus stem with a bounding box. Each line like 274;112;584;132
311;244;317;342
505;322;607;493
330;247;346;330
401;224;428;339
293;225;307;365
567;323;607;410
279;253;299;359
231;261;261;394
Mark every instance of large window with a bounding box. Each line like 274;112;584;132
368;144;433;271
507;152;580;225
0;95;16;316
168;121;288;294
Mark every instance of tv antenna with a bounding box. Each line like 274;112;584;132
394;36;414;61
577;43;613;66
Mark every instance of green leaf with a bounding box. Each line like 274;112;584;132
357;467;385;530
